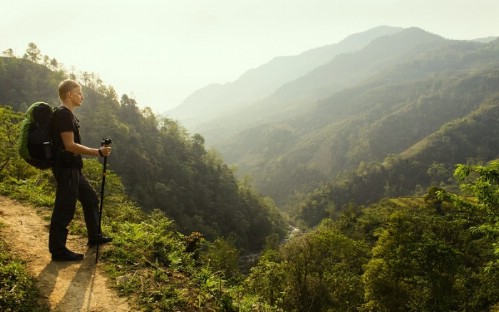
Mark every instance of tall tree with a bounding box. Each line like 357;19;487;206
23;42;41;63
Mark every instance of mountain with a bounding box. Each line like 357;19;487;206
196;27;447;143
167;26;402;127
473;36;498;43
235;36;499;208
169;27;499;209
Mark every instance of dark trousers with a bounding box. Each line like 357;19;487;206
49;167;100;255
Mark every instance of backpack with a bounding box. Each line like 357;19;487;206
17;102;55;169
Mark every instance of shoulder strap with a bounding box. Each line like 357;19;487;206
72;115;81;144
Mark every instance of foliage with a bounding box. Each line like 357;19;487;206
362;209;465;311
241;161;499;311
202;238;241;282
0;153;237;310
362;161;499;311
245;220;370;311
4;157;498;311
444;161;499;273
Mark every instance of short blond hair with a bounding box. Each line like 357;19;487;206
58;79;80;101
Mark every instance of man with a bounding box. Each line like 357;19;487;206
49;79;112;261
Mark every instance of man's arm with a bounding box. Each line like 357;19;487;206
60;131;111;157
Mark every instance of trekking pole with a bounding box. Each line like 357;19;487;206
96;137;112;264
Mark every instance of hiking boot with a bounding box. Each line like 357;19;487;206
52;250;84;262
87;235;113;247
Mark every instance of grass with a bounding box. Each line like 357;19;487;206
389;196;426;208
0;223;49;312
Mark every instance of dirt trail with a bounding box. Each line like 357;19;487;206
0;196;132;312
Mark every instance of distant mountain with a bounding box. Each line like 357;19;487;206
227;33;499;204
167;26;402;126
201;28;448;142
168;25;499;223
472;36;498;43
199;31;499;207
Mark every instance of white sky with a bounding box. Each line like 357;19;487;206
1;0;498;113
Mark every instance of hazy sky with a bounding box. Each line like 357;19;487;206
1;0;498;113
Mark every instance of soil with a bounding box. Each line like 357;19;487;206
0;196;132;312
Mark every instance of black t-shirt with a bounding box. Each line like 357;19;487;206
50;106;83;168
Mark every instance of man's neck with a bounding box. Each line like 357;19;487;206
62;102;75;112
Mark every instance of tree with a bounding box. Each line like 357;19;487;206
445;161;498;265
23;42;41;63
427;162;451;186
424;186;445;215
440;161;499;307
362;209;463;311
244;248;286;307
202;238;241;282
363;161;499;311
2;48;15;57
244;220;370;311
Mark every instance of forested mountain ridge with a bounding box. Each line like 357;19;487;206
0;55;287;252
167;25;402;127
192;30;499;213
262;27;447;106
169;27;446;144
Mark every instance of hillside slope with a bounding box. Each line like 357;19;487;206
216;35;499;206
0;57;287;253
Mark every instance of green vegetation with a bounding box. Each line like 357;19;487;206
2;154;498;310
0;102;240;310
244;162;499;311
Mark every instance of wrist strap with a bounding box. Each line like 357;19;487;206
98;148;104;157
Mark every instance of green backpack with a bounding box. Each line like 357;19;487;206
17;102;55;169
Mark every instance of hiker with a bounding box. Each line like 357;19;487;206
49;79;112;261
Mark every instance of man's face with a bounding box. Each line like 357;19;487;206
68;86;84;106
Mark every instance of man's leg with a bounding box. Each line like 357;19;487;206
49;168;78;255
77;173;100;239
77;173;112;246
